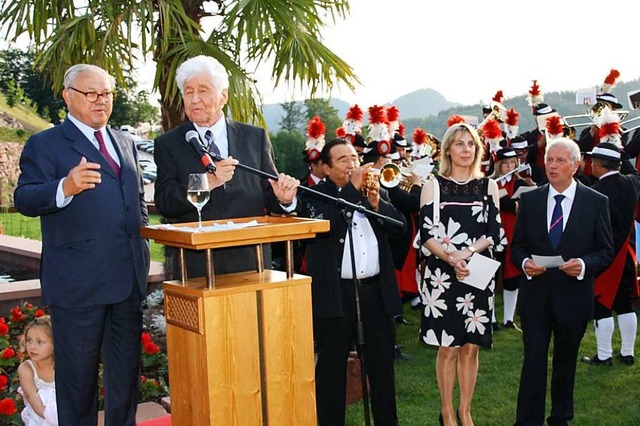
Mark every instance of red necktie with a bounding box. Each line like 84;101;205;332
94;130;121;177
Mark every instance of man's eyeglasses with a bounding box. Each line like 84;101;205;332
69;87;115;103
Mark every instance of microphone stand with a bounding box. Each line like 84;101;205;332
344;208;372;426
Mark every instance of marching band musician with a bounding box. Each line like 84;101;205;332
489;147;533;331
581;142;640;367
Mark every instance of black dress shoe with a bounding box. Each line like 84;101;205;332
617;353;635;365
394;345;411;361
504;321;522;332
581;355;613;366
492;322;505;332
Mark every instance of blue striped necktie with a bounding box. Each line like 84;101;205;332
204;130;221;157
549;194;565;249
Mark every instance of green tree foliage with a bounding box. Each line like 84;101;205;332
270;129;307;178
0;0;358;131
4;80;22;108
304;98;342;139
110;87;160;128
0;48;64;123
279;101;305;133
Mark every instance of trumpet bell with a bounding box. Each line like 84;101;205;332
379;163;402;189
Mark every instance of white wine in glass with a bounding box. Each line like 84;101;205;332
187;173;211;231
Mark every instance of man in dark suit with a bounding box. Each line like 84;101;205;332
299;138;405;426
14;64;150;425
510;137;613;426
154;55;298;277
581;143;640;366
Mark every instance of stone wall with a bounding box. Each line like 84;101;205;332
0;141;23;206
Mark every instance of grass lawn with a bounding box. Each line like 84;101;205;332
345;302;640;425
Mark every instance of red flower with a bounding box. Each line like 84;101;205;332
35;309;45;318
10;306;25;323
143;341;160;355
0;375;7;391
141;332;152;345
26;303;33;310
0;322;8;336
1;348;15;359
0;398;17;415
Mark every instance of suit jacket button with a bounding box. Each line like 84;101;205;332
339;238;344;243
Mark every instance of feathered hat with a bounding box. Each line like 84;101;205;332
412;128;433;159
594;106;622;146
492;90;504;104
365;105;391;155
386;105;400;136
340;104;367;147
545;115;565;141
505;108;520;139
303;116;326;163
393;122;408;147
527;80;544;108
447;115;466;127
597;69;623;109
482;119;503;154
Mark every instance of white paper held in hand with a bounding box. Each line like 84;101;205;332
459;253;501;291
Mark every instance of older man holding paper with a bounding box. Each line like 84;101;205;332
510;137;613;426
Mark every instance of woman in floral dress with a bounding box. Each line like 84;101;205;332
418;122;505;426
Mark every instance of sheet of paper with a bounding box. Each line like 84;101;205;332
413;163;434;178
511;185;537;199
149;220;264;233
459;254;501;291
531;255;565;268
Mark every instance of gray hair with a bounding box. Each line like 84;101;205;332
63;64;115;90
175;55;229;94
545;137;581;163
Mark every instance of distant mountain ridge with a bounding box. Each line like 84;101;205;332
263;88;458;132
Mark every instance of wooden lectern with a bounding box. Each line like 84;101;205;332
141;216;329;425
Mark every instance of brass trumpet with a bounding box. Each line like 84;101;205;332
379;163;414;191
361;170;380;197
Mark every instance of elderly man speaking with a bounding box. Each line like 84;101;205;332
154;55;299;277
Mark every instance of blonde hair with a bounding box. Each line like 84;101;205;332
19;315;53;359
489;157;520;180
438;123;484;178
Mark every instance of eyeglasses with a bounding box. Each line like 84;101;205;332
69;87;115;103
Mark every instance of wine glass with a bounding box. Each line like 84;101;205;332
187;173;211;231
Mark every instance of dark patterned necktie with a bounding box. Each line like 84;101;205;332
204;130;221;157
549;194;565;249
94;130;120;177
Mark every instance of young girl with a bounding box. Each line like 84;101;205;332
17;315;58;425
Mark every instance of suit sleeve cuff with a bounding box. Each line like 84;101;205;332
577;258;586;280
522;257;532;280
56;178;73;208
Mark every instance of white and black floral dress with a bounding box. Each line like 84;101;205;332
419;176;506;348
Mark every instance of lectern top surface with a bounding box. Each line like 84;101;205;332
140;215;330;250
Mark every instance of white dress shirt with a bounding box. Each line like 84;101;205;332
340;211;380;279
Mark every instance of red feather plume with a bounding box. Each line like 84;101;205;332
492;90;504;103
599;122;621;140
386;106;400;122
482;119;502;140
368;105;386;124
307;116;326;139
346;104;364;121
529;80;540;96
447;115;466;127
335;127;346;138
545;116;564;137
604;69;620;86
506;108;520;126
413;128;428;144
398;123;406;137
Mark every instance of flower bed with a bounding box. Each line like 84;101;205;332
0;291;169;424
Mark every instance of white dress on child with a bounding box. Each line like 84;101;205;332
18;359;58;426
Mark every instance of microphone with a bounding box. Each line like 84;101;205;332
185;130;216;174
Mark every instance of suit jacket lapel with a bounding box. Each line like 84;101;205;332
64;120;117;178
107;129;131;180
226;119;242;160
